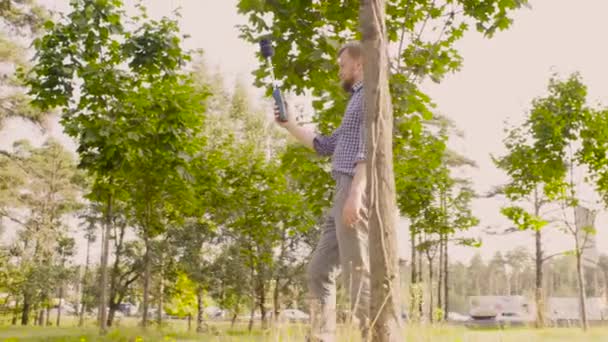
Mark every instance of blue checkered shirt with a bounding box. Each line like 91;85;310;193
313;81;366;178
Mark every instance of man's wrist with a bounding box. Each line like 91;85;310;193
349;187;364;199
284;121;297;131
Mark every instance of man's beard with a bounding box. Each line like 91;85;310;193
341;78;354;92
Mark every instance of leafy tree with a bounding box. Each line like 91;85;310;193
207;243;251;327
0;0;48;125
496;73;608;331
106;210;143;327
169;217;217;333
190;62;318;331
54;235;76;327
165;272;198;330
24;0;207;331
493;116;556;327
0;139;83;325
76;205;99;326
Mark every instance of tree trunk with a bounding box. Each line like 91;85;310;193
437;192;447;321
248;264;256;332
79;237;91;327
158;264;164;326
37;308;44;326
437;237;443;319
108;231;120;328
360;0;402;340
417;235;423;317
427;253;434;323
45;305;50;326
107;303;117;327
443;235;449;319
576;249;588;331
417;235;423;284
56;285;63;327
21;293;30;325
273;277;280;322
231;313;238;328
99;194;113;334
188;313;192;331
533;188;545;328
12;298;19;325
410;229;416;284
142;235;151;328
259;301;267;329
574;205;593;331
258;279;267;329
408;225;419;320
248;302;255;332
535;229;545;328
196;286;207;333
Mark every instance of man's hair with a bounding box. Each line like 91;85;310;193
338;41;362;59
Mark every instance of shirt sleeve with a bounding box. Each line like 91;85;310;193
355;97;366;164
355;117;367;164
313;128;340;156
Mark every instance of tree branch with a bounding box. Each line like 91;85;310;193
542;251;566;263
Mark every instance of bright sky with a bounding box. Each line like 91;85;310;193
3;0;608;264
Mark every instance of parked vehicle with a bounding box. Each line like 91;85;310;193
279;309;309;322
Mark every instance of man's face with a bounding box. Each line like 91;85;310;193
338;51;362;92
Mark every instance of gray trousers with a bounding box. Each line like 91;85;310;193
307;173;370;341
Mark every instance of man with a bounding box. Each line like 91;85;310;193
274;41;369;342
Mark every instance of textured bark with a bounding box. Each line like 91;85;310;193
12;298;19;325
46;304;50;326
438;237;443;318
196;286;207;333
21;293;30;325
273;281;280;321
443;235;449;319
231;313;238;328
79;236;92;327
99;194;112;334
142;235;151;328
410;230;416;284
576;249;588;331
56;286;63;327
427;252;434;323
158;266;164;326
533;188;545;328
534;229;545;328
248;303;255;332
107;302;117;327
37;308;44;326
574;205;595;331
360;0;402;340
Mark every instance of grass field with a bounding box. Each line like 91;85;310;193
1;317;608;341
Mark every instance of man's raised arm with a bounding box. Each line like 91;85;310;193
274;103;337;155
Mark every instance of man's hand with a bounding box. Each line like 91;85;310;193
343;192;365;227
343;162;367;227
272;101;316;150
274;101;293;129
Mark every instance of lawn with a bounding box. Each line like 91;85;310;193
1;318;608;341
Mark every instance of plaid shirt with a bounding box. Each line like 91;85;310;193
313;81;366;178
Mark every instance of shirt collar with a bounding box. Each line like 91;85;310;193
351;80;363;93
